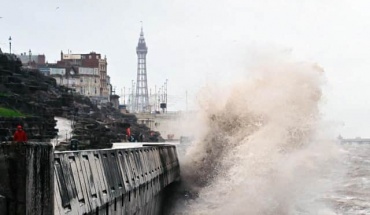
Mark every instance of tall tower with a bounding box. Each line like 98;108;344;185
135;26;149;112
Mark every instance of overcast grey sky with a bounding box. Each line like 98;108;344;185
1;0;370;137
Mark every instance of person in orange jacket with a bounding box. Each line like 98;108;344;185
13;125;28;143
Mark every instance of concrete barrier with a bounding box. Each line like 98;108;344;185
0;143;180;215
0;142;54;215
54;144;180;215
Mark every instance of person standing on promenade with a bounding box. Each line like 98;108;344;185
13;125;28;143
126;125;131;142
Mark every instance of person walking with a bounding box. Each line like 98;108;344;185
13;125;28;143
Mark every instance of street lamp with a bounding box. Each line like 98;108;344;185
165;78;168;107
8;36;11;54
28;49;32;66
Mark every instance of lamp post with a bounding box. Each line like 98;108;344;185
123;87;126;105
165;79;168;112
8;36;11;54
28;49;32;67
128;88;131;112
186;90;188;112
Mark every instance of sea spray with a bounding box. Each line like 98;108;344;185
51;117;73;147
170;58;341;214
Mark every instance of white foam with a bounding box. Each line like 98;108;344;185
51;117;73;146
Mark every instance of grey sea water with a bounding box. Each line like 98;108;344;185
328;143;370;215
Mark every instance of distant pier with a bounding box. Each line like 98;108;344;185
340;137;370;144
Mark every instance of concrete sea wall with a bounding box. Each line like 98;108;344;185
54;145;180;214
0;143;180;215
0;143;54;215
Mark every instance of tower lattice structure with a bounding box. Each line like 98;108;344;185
135;27;149;112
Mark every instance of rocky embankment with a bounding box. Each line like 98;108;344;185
0;53;162;150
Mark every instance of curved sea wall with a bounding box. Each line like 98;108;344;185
0;143;180;215
54;145;180;214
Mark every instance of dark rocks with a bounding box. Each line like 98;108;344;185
0;116;57;142
0;53;22;73
0;128;11;141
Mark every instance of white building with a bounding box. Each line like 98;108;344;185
49;67;100;97
76;67;100;96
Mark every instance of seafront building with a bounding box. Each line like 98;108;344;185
17;51;112;105
55;51;110;103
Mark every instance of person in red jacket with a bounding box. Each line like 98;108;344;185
126;126;131;142
13;125;28;143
